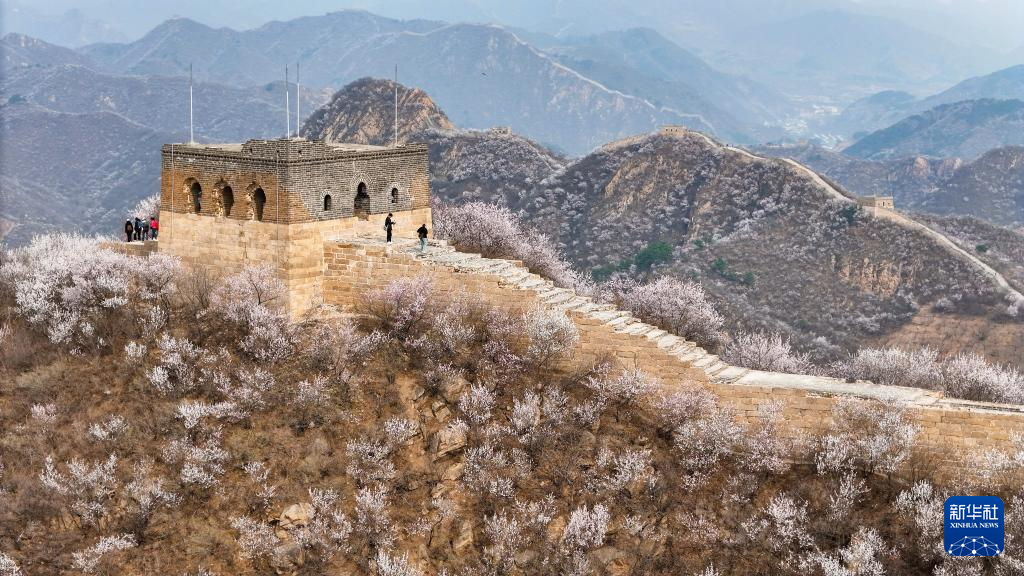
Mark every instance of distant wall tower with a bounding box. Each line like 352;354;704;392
158;138;431;315
856;195;895;217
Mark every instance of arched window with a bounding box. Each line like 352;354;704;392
323;194;332;211
220;185;234;217
252;188;266;221
354;182;370;217
190;182;202;213
390;187;399;204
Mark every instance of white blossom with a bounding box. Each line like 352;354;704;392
71;533;136;574
89;415;129;441
40;453;118;525
563;503;610;549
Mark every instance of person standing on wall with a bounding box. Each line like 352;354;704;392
384;212;395;243
134;217;142;241
417;223;429;252
150;216;159;239
124;219;134;242
141;217;150;240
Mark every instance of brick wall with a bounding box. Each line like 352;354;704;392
322;241;1024;480
158;208;431;315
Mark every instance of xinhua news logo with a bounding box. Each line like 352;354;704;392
944;496;1004;557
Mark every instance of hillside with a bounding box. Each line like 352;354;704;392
0;64;331;143
759;143;1024;228
302;80;1024;366
527;27;792;143
1;32;97;69
510;131;1023;364
303;78;455;144
78;12;780;152
0;103;171;246
0;34;331;246
3;237;1023;574
822;64;1024;141
844;99;1024;161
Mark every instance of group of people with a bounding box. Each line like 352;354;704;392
384;212;429;252
124;216;158;242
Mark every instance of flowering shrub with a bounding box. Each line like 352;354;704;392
361;275;434;339
596;276;724;349
376;551;421;576
836;347;942;389
523;306;579;368
0;553;21;576
209;264;294;362
88;415;129;442
434;202;590;291
40;454;118;525
163;428;229;489
0;234;179;351
942;353;1024;404
71;534;136;574
563;503;610;549
724;331;816;374
835;347;1024;404
815;398;919;475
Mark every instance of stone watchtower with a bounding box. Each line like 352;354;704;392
157;138;431;314
856;195;896;217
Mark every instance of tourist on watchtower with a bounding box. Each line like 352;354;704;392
150;216;159;239
384;212;395;243
417;223;429;252
124;219;134;242
142;217;150;240
133;217;142;241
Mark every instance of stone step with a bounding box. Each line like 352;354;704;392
678;350;704;363
558;297;593;311
711;366;748;382
606;314;636;328
501;269;532;283
518;277;546;290
479;261;513;274
654;334;681;349
588;310;628;322
691;354;719;369
543;291;575;306
618;322;654;336
644;328;667;340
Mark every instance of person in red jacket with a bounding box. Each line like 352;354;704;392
149;216;159;240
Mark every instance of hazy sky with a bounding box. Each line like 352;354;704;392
4;0;1023;52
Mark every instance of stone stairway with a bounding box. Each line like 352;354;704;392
355;237;749;383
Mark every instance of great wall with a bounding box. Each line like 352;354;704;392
110;135;1024;481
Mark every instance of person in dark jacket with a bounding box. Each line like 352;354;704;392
384;213;394;243
124;219;134;242
133;217;142;241
141;217;150;240
417;223;429;252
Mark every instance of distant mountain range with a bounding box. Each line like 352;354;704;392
75;12;793;152
830;64;1024;139
843;99;1024;161
712;10;998;103
758;143;1024;229
0;32;330;245
308;78;1024;366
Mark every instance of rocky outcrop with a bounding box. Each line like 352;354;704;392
302;78;455;145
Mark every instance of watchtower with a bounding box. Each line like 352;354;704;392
157;138;431;315
856;195;895;217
